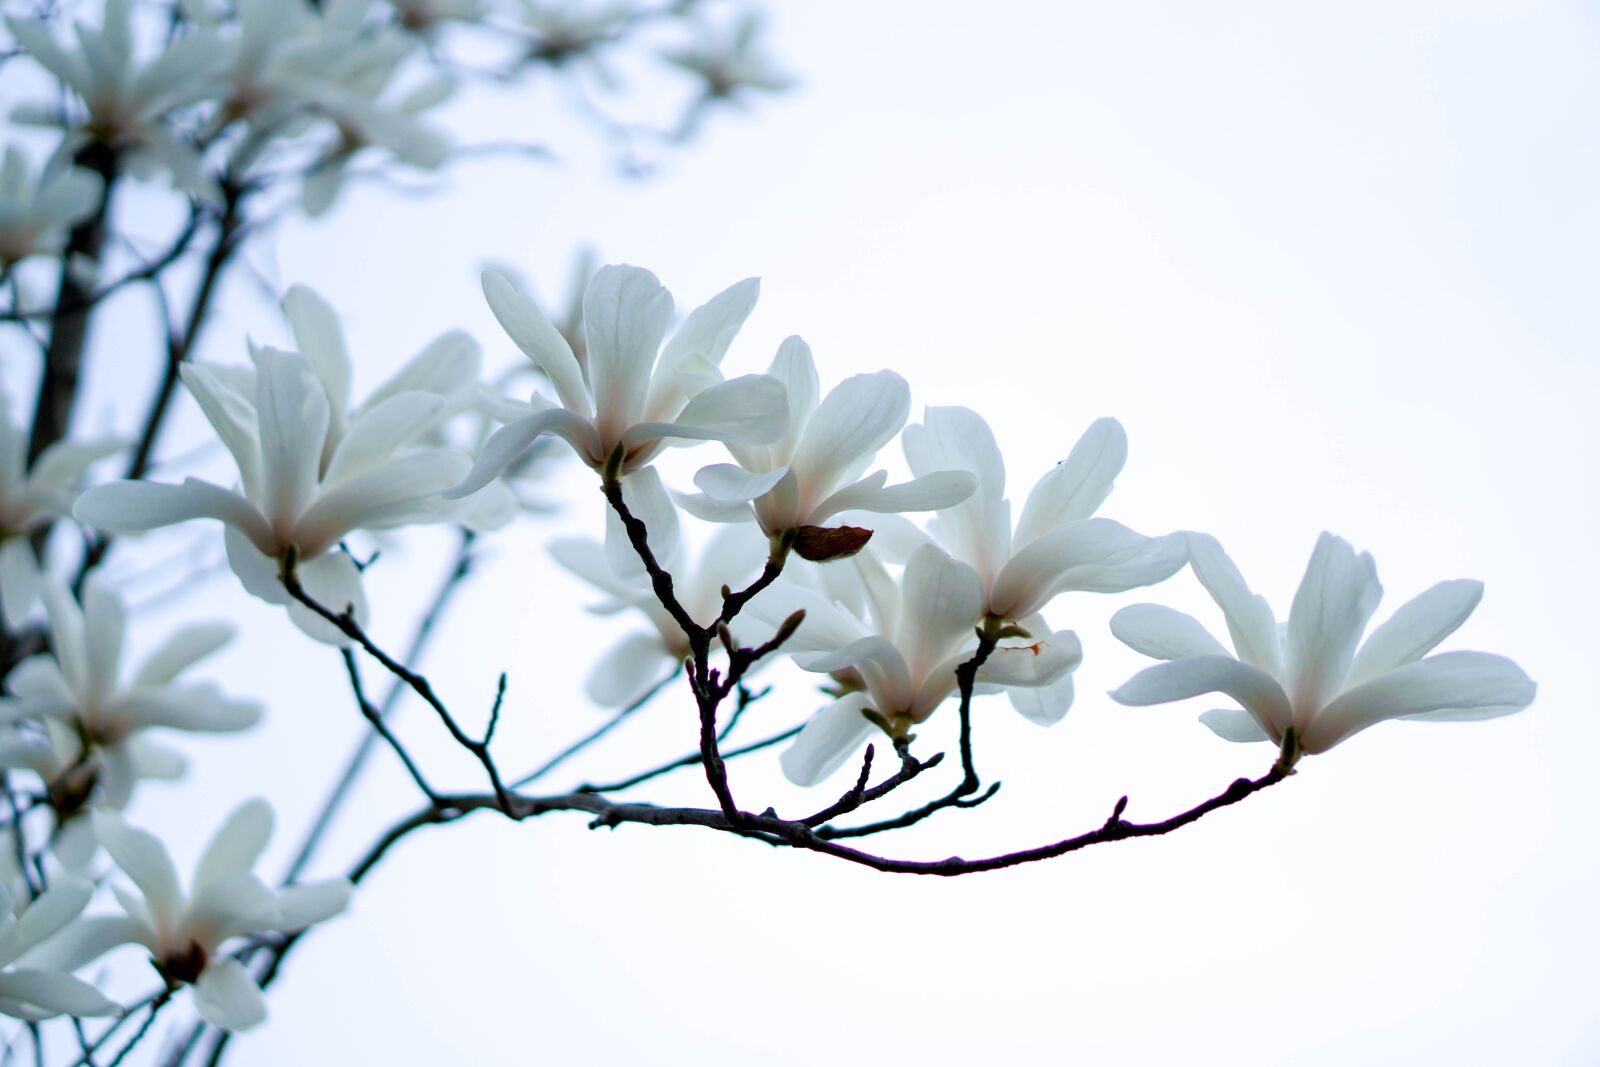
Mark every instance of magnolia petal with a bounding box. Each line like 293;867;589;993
646;277;761;422
548;537;645;605
225;525;287;606
51;816;99;871
254;349;330;529
744;583;868;657
903;405;1005;501
39;579;87;701
809;470;977;525
277;879;352;930
1007;671;1077;726
4;656;72;709
295;449;468;551
451;479;518;532
194;958;268;1031
282;285;352;419
1284;533;1382;716
780;691;877;787
0;538;40;628
789;371;910;505
897;544;985;681
1110;603;1230;661
300;162;346;218
132;621;235;687
18;915;149;971
1110;655;1290;742
74;479;275;554
92;812;183;932
97;745;139;809
692;463;790;506
1054;529;1186;594
443;407;600;497
1013;417;1128;548
603;466;682;590
192;799;274;894
364;330;481;410
1185;532;1282;676
13;877;93;955
4;17;92;98
657;277;760;384
829;512;931;564
990;519;1182;619
482;269;591;417
1347;579;1484;687
585;264;673;431
0;734;57;776
902;406;1011;583
977;630;1083;689
79;577;124;708
586;631;672;707
630;374;788;447
286;551;368;646
759;335;820;466
179;363;262;501
674;490;756;524
27;437;122;492
0;970;117;1017
1199;708;1273;743
184;872;280;946
322;391;446;487
1305;651;1536;753
126;735;188;779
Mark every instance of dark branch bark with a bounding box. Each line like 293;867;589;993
28;143;118;469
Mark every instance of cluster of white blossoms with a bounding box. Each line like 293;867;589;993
0;0;795;1042
0;0;1539;1055
428;261;1534;785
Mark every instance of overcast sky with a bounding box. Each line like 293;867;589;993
42;1;1600;1063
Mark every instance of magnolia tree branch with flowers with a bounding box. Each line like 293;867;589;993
0;1;1538;1064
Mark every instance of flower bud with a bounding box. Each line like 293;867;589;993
792;524;873;562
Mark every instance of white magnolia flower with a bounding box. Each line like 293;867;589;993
1110;532;1537;758
551;520;769;707
0;147;104;269
0;876;118;1020
515;0;633;68
41;800;350;1031
73;347;486;643
0;576;258;806
5;0;223;192
278;283;515;531
678;336;976;555
195;0;441;204
752;544;1082;786
389;0;487;35
0;384;122;628
662;10;793;100
895;406;1186;622
292;26;452;216
446;263;788;493
0;723;152;868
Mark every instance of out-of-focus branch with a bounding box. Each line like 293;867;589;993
508;664;681;789
28;143;119;469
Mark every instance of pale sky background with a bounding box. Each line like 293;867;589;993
11;1;1600;1064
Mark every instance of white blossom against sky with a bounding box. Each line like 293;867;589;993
49;2;1598;1063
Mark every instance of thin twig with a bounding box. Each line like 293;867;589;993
509;664;681;789
281;528;475;884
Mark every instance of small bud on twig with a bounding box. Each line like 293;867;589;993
793;524;873;562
